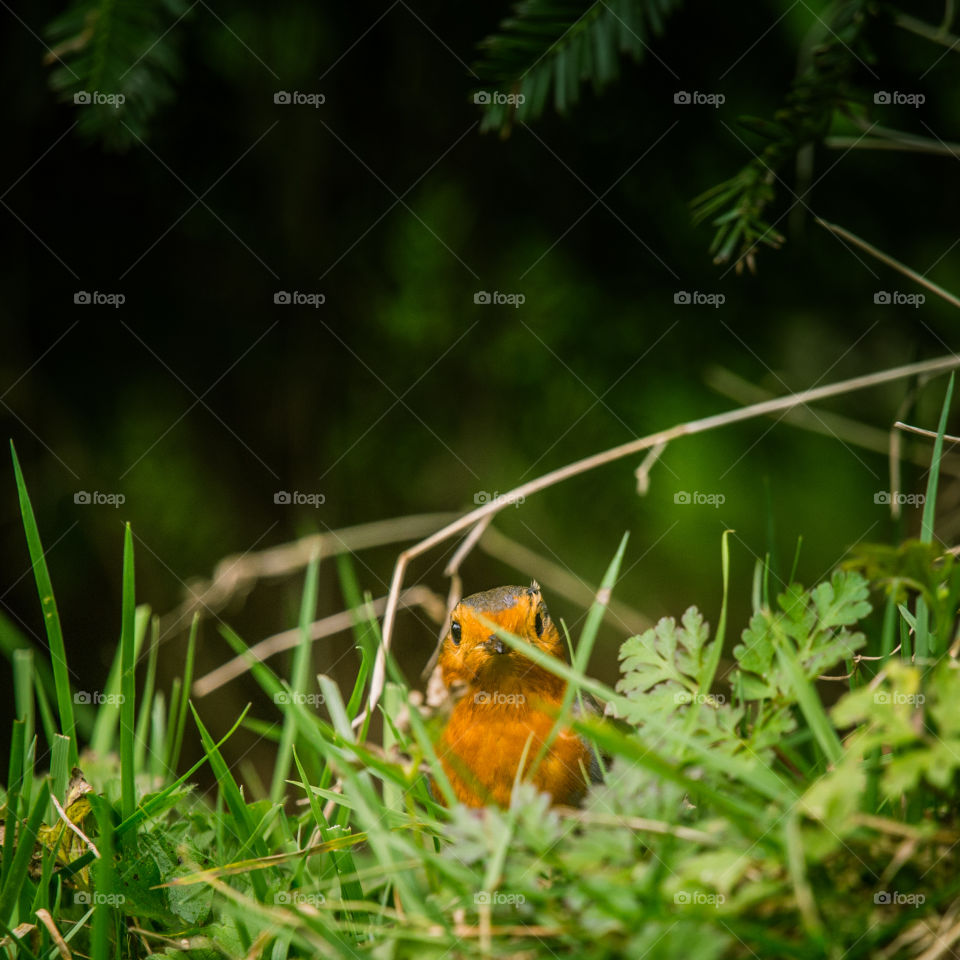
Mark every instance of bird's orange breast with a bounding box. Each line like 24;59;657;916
438;696;593;808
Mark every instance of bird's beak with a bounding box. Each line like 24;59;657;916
482;635;507;655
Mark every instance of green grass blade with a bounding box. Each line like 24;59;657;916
271;552;320;803
774;640;842;766
292;746;364;907
190;703;269;899
13;650;35;809
0;778;50;922
168;612;198;772
48;733;71;824
150;690;166;780
10;442;76;767
87;795;115;960
336;553;379;664
12;649;34;754
702;528;732;693
120;523;137;822
914;373;954;658
0;721;25;892
920;372;953;545
32;673;56;751
89;604;150;756
785;812;823;938
531;532;628;780
134;616;160;770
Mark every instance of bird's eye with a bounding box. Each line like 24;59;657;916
450;621;461;645
534;610;544;638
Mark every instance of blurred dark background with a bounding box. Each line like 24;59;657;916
2;0;958;780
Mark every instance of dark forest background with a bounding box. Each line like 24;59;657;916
2;0;957;776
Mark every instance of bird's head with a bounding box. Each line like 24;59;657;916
438;582;565;693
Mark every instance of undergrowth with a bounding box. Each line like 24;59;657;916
1;376;958;959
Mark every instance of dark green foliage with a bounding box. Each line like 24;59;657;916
691;0;872;270
45;0;189;148
473;0;683;133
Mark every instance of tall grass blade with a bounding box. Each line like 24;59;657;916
168;612;198;772
120;523;137;822
271;552;320;803
916;372;954;658
134;616;160;770
10;442;76;767
0;778;50;923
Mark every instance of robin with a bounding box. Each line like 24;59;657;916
436;582;603;808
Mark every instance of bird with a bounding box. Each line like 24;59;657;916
436;582;603;808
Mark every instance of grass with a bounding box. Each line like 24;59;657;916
1;375;959;958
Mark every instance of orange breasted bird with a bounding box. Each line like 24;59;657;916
437;582;602;808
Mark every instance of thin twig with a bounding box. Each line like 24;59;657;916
159;513;456;640
360;353;960;729
51;794;100;859
192;585;445;697
556;807;719;844
816;219;960;310
819;644;905;680
707;368;960;477
894;421;960;444
635;440;668;495
894;12;960;49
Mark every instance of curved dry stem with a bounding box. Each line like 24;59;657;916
159;513;456;641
